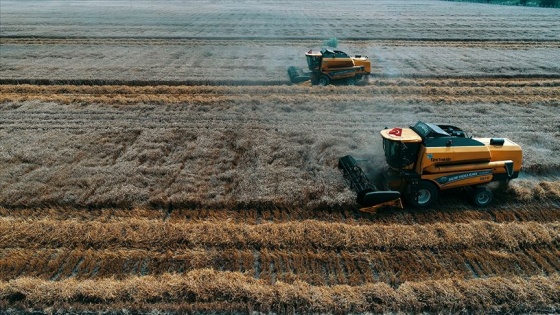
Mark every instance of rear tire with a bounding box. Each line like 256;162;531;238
407;180;438;208
347;78;357;86
472;187;493;207
318;75;330;86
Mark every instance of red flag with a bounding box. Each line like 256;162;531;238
388;128;402;137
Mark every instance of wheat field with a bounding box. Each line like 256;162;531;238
1;0;560;313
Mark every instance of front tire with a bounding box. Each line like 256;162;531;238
472;187;493;207
318;75;330;86
407;180;438;208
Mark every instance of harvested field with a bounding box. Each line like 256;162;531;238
0;86;559;209
1;0;559;313
1;84;559;313
2;0;560;83
2;38;559;83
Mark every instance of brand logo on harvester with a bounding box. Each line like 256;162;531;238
427;153;451;162
436;170;492;185
388;128;402;137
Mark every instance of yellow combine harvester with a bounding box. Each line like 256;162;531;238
339;121;522;213
287;48;371;85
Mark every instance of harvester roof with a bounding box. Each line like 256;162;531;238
305;50;322;57
380;127;422;143
381;121;468;142
382;121;493;148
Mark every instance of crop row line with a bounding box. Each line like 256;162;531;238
3;78;560;92
2;93;558;107
1;270;558;313
0;218;557;251
3;86;558;96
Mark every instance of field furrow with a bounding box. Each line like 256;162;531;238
2;245;558;285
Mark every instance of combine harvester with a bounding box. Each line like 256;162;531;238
287;48;371;85
339;121;522;213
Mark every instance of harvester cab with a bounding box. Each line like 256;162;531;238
305;51;322;71
287;48;371;85
339;121;522;213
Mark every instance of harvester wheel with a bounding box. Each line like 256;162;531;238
472;187;493;207
318;75;330;86
407;180;438;208
347;78;357;86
